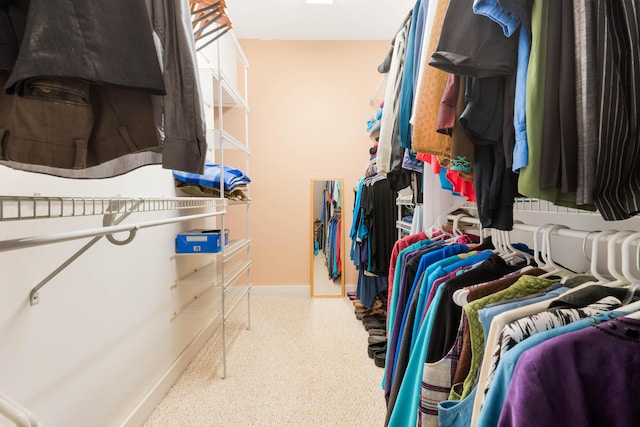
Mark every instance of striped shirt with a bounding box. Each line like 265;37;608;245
593;0;640;220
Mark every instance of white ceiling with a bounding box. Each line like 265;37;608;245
225;0;415;41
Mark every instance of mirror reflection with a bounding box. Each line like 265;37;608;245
310;179;345;297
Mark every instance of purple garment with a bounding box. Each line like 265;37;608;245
499;316;640;427
426;267;469;310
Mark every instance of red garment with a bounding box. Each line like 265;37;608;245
417;153;477;201
445;168;477;202
387;232;429;313
437;73;459;135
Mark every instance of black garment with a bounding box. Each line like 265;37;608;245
429;0;518;78
502;62;517;171
0;0;26;72
6;0;165;95
387;113;412;192
425;254;523;363
461;77;517;230
539;0;578;192
548;285;640;310
360;178;398;276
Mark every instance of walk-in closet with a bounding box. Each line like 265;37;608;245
1;1;639;426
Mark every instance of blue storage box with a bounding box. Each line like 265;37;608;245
175;229;229;253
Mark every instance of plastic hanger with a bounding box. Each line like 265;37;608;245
0;391;43;427
621;231;640;283
621;307;640;319
589;230;618;283
452;288;470;306
500;229;533;264
452;228;519;307
451;213;467;238
540;224;569;277
490;229;504;256
532;223;552;269
619;231;640;303
452;227;497;307
616;298;640;319
604;230;636;287
581;230;600;263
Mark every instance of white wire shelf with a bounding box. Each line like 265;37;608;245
512;198;600;215
0;196;225;222
396;197;414;206
199;67;248;110
227;199;251;206
206;129;250;153
172;255;251;289
222;238;251;261
396;220;412;232
171;283;251;321
170;258;251;320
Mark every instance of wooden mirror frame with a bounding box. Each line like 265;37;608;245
310;178;345;298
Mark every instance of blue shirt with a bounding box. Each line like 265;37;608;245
388;251;493;427
392;243;468;377
349;178;365;263
438;386;477;427
412;251;492;348
398;0;422;150
472;0;531;172
383;239;435;389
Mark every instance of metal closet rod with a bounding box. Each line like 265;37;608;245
445;214;633;241
0;210;226;253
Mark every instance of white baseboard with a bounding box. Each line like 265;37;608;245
250;284;310;295
119;316;220;427
250;284;358;296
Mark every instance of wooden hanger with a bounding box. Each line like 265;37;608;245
190;0;231;41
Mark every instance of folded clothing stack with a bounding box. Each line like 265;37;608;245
173;162;251;201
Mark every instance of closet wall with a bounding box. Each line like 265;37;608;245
234;39;389;289
0;166;221;427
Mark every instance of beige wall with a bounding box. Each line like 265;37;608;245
237;39;389;286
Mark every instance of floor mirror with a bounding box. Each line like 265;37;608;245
310;178;345;298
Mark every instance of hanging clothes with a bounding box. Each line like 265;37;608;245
351;175;398;308
498;315;640;426
0;0;207;178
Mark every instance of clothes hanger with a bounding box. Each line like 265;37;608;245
604;230;636;287
450;213;467;239
452;228;514;307
621;231;640;282
581;229;600;264
499;227;533;264
537;224;572;278
619;231;640;303
0;391;43;427
532;223;552;270
490;229;509;258
588;229;618;283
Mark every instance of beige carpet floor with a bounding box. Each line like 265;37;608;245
143;293;386;427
